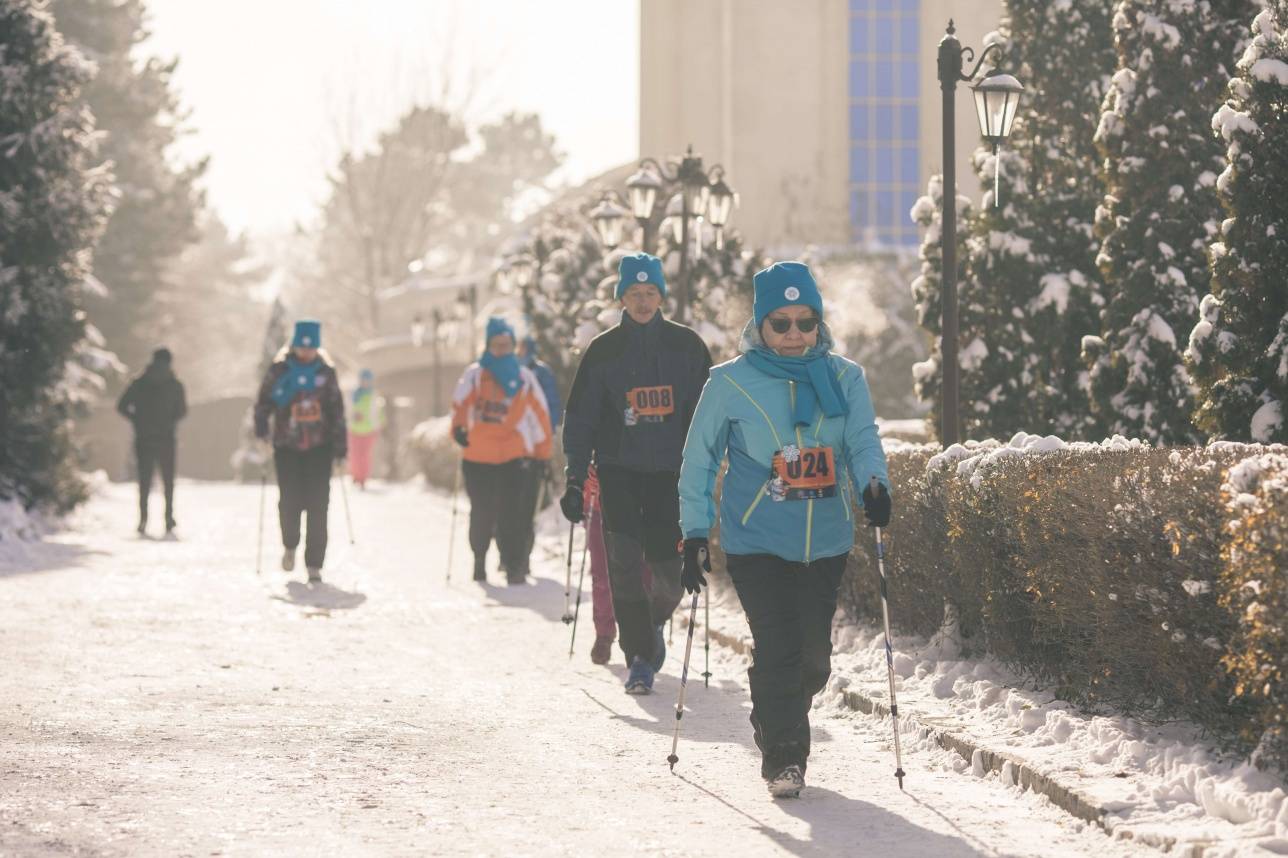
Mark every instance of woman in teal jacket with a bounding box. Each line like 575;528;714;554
677;261;891;798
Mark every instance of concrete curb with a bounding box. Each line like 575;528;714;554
688;619;1205;856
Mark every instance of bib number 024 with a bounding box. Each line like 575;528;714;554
770;445;837;502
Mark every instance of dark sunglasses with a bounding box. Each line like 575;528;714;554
766;316;820;335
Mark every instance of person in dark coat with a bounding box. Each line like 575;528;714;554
560;252;713;695
117;347;187;535
253;320;347;583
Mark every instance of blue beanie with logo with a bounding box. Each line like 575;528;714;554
292;319;322;348
485;316;516;344
616;253;667;299
752;262;824;326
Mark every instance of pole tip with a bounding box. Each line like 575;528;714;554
667;754;679;771
896;768;906;790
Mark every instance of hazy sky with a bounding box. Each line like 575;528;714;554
144;0;640;237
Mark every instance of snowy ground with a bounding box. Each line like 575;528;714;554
1;480;1165;856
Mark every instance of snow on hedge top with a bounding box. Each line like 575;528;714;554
926;432;1149;488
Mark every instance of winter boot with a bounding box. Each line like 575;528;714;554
767;764;804;799
625;656;655;695
473;555;487;583
307;566;322;584
650;623;666;672
164;516;176;534
590;637;613;665
136;518;147;536
282;549;296;572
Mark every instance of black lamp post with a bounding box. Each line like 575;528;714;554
937;20;1023;447
626;145;735;321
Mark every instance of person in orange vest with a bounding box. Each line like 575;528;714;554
450;316;553;585
347;369;385;489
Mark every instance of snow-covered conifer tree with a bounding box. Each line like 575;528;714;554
1087;0;1255;443
0;0;112;509
959;2;1115;439
1188;2;1288;443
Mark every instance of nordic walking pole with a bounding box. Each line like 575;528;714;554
338;471;355;545
445;463;462;585
667;567;704;772
255;465;267;576
567;522;590;658
871;476;906;790
561;522;575;624
701;584;712;688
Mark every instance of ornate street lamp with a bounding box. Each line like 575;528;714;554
937;21;1024;446
972;69;1024;204
625;166;663;249
630;146;735;320
589;191;631;249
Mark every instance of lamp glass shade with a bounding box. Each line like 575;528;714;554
626;168;662;219
971;72;1024;143
707;178;735;227
683;181;710;218
593;214;624;248
510;255;535;288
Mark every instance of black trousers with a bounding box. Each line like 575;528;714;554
727;551;847;778
518;459;548;557
135;435;176;525
462;459;530;577
275;447;332;569
597;465;684;664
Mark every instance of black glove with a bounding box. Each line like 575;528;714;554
681;537;711;594
862;479;892;528
560;480;584;523
452;425;469;448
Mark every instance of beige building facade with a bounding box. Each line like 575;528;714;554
640;0;1004;253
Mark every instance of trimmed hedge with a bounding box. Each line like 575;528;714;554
843;434;1288;768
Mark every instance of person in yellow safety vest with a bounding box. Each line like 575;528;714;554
347;368;385;489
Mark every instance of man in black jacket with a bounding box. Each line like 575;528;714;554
560;252;712;694
117;348;188;535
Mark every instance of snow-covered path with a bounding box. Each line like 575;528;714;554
0;482;1158;856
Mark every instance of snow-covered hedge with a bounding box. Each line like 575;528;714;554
844;434;1288;769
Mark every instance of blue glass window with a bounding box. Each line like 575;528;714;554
876;104;895;139
875;147;895;183
899;16;919;54
875;62;894;98
851;146;871;183
851;190;869;227
898;104;919;141
850;17;870;54
897;60;919;98
875;0;896;11
877;191;896;228
875;17;895;54
850;61;871;99
899;145;920;184
850;105;870;141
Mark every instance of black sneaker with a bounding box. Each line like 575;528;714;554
767;764;804;799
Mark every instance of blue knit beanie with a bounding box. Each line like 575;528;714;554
616;253;667;299
752;262;823;326
292;320;321;348
485;316;516;344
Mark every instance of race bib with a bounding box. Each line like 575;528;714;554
624;385;675;426
290;398;322;424
477;398;510;424
769;445;837;502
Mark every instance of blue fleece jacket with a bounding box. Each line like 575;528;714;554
678;321;889;564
